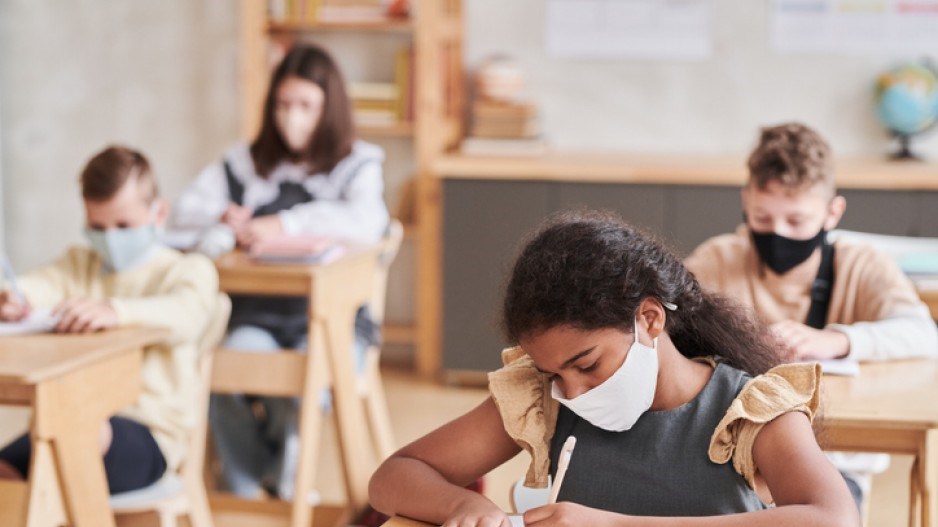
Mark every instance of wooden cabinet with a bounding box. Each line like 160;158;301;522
432;154;938;378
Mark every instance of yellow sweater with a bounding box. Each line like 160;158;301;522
18;246;218;472
684;226;938;362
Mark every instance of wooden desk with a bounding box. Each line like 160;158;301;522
210;246;380;527
916;284;938;321
382;516;432;527
0;327;170;527
822;359;938;527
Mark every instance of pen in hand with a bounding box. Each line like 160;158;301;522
547;435;577;504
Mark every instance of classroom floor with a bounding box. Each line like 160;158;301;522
0;366;911;526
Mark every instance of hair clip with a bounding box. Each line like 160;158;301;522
662;301;678;311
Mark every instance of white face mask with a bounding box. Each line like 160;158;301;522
84;203;161;272
551;318;659;432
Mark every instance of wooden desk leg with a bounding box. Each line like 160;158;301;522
24;440;66;527
31;348;141;527
920;430;938;527
291;320;332;527
912;458;922;527
319;302;373;511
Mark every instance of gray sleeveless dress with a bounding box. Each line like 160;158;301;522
548;362;767;516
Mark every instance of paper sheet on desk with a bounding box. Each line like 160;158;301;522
249;236;346;264
0;309;58;335
812;359;860;377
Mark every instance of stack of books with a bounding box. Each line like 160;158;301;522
463;98;545;157
349;82;399;127
471;100;539;139
348;47;413;128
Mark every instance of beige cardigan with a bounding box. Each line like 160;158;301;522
488;347;820;491
19;246;218;472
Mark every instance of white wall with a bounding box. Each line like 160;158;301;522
465;0;938;157
0;1;240;270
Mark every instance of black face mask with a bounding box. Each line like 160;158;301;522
750;228;827;275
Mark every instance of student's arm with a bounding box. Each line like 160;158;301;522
523;412;858;527
17;249;86;308
827;249;938;361
369;397;523;526
171;162;231;230
278;161;389;244
108;255;218;345
683;241;726;292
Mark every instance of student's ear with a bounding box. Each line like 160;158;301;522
823;195;846;231
637;298;666;344
152;198;170;227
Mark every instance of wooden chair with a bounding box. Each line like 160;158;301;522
358;219;404;461
111;293;232;527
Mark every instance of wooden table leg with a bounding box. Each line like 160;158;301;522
291;320;332;527
31;348;142;527
920;430;938;527
911;458;922;527
320;300;373;512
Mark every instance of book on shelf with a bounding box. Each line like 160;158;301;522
460;137;548;157
471;99;540;139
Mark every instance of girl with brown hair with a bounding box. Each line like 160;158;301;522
173;44;388;499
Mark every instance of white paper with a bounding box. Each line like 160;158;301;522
771;0;938;56
0;308;58;335
546;0;712;60
509;515;525;527
815;358;860;377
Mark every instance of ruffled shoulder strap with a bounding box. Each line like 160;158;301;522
487;347;558;489
709;362;822;489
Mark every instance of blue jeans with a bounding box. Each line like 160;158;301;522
209;325;367;500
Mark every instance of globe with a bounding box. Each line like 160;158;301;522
874;63;938;159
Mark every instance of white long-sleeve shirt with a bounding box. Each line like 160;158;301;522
173;140;389;244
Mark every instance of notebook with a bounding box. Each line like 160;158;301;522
249;236;346;264
0;309;58;335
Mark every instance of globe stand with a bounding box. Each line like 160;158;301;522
890;134;920;161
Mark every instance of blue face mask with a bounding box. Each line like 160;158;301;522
84;224;157;272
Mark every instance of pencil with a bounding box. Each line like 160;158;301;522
547;435;576;504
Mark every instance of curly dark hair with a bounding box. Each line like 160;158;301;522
502;210;784;376
747;122;834;193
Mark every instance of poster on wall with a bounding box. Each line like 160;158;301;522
772;0;938;55
545;0;712;60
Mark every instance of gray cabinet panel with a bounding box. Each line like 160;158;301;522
838;190;916;236
555;183;666;236
667;186;743;256
917;192;938;237
442;180;551;372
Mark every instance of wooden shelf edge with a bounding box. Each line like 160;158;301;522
268;19;414;33
358;121;414;138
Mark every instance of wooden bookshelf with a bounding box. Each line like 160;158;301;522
240;0;464;377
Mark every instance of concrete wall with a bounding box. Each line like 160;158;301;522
0;1;240;269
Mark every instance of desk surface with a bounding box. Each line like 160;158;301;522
434;152;938;190
214;245;381;296
0;326;169;385
822;359;938;429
